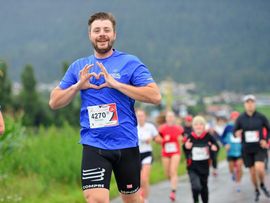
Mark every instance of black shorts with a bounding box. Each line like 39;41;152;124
81;145;140;194
242;149;266;168
140;151;153;165
227;156;242;162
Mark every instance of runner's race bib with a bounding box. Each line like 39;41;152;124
192;147;209;161
87;103;119;129
164;142;178;153
245;131;259;143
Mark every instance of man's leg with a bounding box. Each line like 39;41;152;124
255;161;265;185
84;189;110;203
249;166;258;189
249;166;260;202
243;151;260;201
255;150;270;198
81;145;113;203
113;147;142;203
121;191;143;203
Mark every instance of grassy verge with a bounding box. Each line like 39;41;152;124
0;117;226;202
233;104;270;119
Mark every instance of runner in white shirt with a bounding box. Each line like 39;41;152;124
136;109;158;203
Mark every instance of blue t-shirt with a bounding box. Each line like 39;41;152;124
221;122;242;158
59;50;155;150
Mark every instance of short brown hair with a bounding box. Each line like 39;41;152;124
88;12;116;31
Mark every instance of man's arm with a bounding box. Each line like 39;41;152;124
115;82;161;105
262;115;270;141
49;85;79;110
261;115;270;148
0;111;5;135
97;62;161;105
49;64;106;110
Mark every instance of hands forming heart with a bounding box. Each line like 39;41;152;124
76;62;120;90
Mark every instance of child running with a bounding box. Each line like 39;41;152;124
221;111;243;192
183;116;219;203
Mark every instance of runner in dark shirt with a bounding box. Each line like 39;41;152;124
234;94;270;202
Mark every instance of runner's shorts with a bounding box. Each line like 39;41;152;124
140;151;153;165
227;156;242;162
242;149;266;168
81;145;140;194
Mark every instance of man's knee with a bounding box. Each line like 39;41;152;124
121;192;141;203
83;189;109;203
255;161;265;169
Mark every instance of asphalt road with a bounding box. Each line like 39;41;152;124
112;160;270;203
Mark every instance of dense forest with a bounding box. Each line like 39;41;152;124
1;0;270;92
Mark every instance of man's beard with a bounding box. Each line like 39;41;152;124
92;38;114;55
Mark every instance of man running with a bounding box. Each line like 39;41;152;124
49;12;161;203
0;105;5;135
234;94;270;202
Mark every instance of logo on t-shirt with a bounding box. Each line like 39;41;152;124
111;73;121;79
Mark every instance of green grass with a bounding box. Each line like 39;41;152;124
233;104;270;119
0;118;227;203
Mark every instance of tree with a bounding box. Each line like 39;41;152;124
0;60;12;110
19;64;42;126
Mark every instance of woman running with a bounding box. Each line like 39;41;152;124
156;111;183;202
136;109;159;203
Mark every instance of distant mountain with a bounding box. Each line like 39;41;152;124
1;0;270;92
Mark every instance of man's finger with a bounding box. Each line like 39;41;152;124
97;82;108;89
81;64;94;76
96;62;108;75
97;72;105;79
89;83;100;89
91;82;108;90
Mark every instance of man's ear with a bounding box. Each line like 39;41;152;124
113;31;117;41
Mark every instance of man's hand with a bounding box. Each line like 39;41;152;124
96;62;120;89
260;140;269;149
76;64;107;90
211;144;218;151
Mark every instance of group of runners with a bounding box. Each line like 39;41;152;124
0;6;268;203
46;11;270;203
136;94;270;203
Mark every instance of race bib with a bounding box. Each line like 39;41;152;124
164;142;177;153
230;134;241;143
192;147;209;161
245;131;259;143
87;103;119;129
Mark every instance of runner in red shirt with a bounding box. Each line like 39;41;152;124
156;111;183;202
